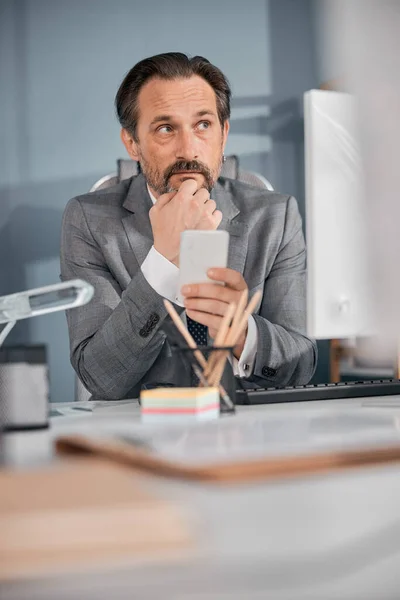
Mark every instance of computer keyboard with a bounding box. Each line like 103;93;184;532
235;379;400;405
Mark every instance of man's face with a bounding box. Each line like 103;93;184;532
121;76;229;196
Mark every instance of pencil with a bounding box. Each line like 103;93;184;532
163;299;207;369
204;302;236;379
206;288;248;379
208;291;262;387
163;299;234;410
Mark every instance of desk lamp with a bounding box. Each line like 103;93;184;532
0;279;94;347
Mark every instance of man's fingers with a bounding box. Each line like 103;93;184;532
208;200;217;212
154;190;177;209
181;282;235;301
177;178;198;197
197;208;222;230
212;209;223;228
193;187;210;203
203;199;217;214
207;267;246;290
184;298;228;317
154;178;198;210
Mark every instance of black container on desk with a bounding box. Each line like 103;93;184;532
0;345;49;432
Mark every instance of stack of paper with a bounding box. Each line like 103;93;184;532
140;387;220;423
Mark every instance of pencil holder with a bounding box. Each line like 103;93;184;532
173;345;236;414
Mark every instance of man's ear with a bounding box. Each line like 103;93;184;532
120;128;140;161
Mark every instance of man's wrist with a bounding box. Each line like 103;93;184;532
153;243;178;266
141;246;183;306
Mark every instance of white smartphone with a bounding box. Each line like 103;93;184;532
178;230;229;302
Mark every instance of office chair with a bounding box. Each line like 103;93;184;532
76;156;273;401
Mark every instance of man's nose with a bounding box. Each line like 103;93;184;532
175;130;199;161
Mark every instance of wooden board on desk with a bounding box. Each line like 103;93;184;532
56;431;400;485
0;458;191;581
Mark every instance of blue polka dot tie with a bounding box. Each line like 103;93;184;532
186;316;208;385
186;316;208;347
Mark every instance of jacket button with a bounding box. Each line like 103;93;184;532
146;313;160;330
139;313;160;337
262;366;276;378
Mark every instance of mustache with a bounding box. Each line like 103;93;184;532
164;160;212;182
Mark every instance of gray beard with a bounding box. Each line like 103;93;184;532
139;156;223;195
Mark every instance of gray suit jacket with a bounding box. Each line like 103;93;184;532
60;173;317;399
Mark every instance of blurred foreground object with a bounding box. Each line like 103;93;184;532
0;458;191;580
325;0;400;364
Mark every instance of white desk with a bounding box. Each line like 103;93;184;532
3;396;400;599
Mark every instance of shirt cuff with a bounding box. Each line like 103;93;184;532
231;315;258;378
141;246;184;306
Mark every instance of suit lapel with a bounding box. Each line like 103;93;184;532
122;174;154;267
213;178;249;275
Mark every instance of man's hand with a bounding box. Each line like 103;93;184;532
149;179;222;266
181;268;248;359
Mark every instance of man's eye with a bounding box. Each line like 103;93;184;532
157;125;172;133
197;121;210;130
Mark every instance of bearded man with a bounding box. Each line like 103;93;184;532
60;52;317;399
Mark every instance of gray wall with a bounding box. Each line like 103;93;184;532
0;0;326;402
267;0;331;383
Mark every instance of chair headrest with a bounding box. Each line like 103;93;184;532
117;159;140;181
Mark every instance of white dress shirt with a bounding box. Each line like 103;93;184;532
140;186;258;377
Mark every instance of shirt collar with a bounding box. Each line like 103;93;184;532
147;185;157;205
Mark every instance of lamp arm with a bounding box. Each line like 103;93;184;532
0;321;16;348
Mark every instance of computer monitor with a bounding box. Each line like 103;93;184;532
304;89;373;340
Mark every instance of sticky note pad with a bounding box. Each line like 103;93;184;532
140;387;220;423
